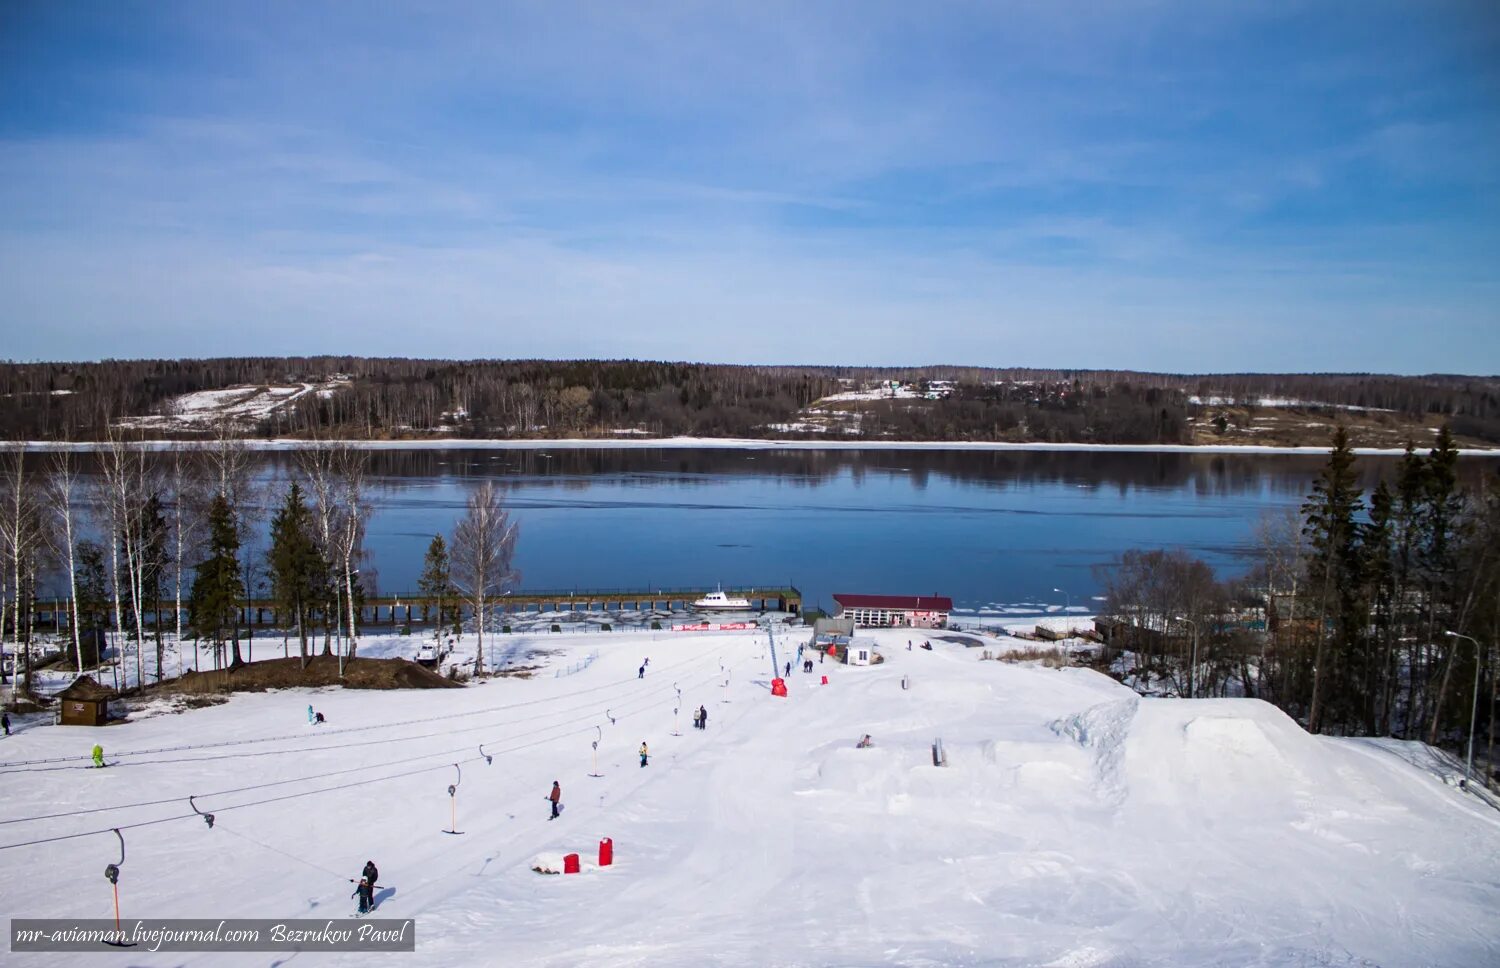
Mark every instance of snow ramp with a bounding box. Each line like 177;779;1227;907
1123;698;1330;814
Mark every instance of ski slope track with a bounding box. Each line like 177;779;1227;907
2;628;1498;966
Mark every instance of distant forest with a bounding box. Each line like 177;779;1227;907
2;357;1498;445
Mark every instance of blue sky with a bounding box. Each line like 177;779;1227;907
1;1;1496;372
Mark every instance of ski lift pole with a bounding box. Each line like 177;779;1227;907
672;683;681;736
589;726;603;777
763;618;780;684
443;764;464;835
103;828;135;947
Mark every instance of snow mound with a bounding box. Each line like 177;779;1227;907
1124;699;1321;810
1048;695;1139;807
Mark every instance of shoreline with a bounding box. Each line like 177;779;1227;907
5;435;1500;456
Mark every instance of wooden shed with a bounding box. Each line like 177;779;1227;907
56;675;113;727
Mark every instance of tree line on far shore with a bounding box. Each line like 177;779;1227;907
1097;426;1500;785
3;357;1496;443
0;432;522;696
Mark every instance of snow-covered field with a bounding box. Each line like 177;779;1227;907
114;380;349;431
3;627;1499;967
1187;396;1395;413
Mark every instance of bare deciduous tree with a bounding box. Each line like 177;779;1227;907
46;448;85;674
296;441;369;676
451;482;519;677
1;443;46;696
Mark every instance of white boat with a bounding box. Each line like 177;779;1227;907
692;586;753;611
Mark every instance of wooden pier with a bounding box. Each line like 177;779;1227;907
34;584;802;629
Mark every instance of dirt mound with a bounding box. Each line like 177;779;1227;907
165;654;462;693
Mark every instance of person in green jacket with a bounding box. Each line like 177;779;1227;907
91;744;105;768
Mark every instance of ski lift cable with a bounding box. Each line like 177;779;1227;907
0;661;732;840
215;821;348;881
0;661;721;829
0;713;614;853
100;665;715;769
0;647;718;769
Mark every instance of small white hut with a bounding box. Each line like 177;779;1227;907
846;638;876;666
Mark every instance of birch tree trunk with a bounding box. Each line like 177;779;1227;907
48;450;84;673
451;481;519;681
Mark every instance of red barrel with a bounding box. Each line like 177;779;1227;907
770;677;788;697
563;853;580;874
598;837;613;867
821;675;829;685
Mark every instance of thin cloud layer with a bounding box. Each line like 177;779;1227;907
0;1;1496;369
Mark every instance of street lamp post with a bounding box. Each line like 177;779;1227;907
1175;615;1198;699
1444;631;1484;790
1052;587;1071;613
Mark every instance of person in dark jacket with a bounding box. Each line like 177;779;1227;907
362;860;379;892
698;705;707;730
1;712;9;736
353;877;374;915
549;781;562;819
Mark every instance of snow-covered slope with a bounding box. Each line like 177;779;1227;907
2;628;1497;966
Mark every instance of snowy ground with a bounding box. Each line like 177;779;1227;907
1187;396;1394;413
114;380;350;431
3;626;1499;967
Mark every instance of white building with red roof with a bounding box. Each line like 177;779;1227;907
832;593;952;629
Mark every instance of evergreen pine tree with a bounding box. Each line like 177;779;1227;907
268;482;325;667
1302;426;1365;734
1424;425;1471;744
74;540;109;668
188;495;243;669
418;534;453;632
1364;480;1396;734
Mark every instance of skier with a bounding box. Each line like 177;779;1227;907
362;860;379;892
856;734;873;748
698;705;707;731
639;742;649;768
548;780;562;820
92;744;105;768
307;704;315;725
907;640;912;651
2;712;9;736
638;665;645;679
784;661;791;678
819;650;825;664
352;876;374;915
314;711;326;725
